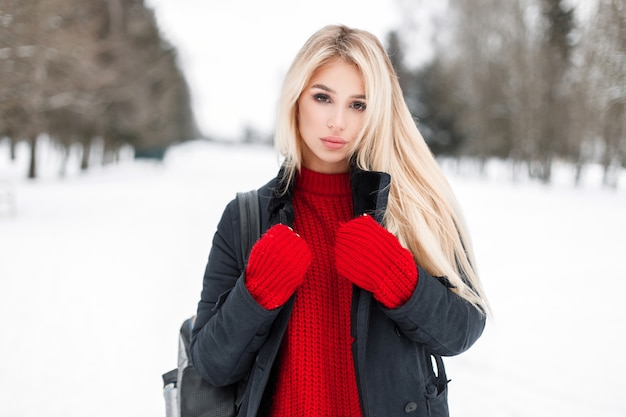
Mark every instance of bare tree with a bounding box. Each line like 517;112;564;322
392;0;623;185
582;0;626;188
0;0;61;178
425;0;589;182
436;0;532;170
528;0;576;182
1;0;198;178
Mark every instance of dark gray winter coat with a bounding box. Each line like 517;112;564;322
190;167;486;417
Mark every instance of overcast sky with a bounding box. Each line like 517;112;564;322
146;0;443;139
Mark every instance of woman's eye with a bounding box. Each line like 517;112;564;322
351;101;367;111
314;94;331;103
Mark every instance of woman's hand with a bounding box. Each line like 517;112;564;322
335;215;418;308
245;224;312;309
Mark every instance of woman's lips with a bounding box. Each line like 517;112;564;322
321;136;347;150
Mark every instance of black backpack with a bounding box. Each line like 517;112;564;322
162;190;260;417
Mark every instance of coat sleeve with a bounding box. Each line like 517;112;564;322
383;266;486;356
190;198;280;386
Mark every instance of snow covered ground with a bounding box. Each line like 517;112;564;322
0;138;624;417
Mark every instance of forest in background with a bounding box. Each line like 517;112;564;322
396;0;625;186
0;0;198;178
1;0;624;187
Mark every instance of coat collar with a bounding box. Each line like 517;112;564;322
350;167;391;224
267;164;391;226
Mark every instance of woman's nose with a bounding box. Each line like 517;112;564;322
327;109;346;131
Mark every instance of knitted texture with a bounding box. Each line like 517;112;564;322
335;214;418;309
269;168;363;417
245;224;312;310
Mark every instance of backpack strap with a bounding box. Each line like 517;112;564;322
236;189;260;267
234;190;260;407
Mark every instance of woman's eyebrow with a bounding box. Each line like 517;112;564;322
311;83;366;100
311;83;334;93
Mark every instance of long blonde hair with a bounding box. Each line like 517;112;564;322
274;25;489;314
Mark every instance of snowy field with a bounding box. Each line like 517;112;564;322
0;138;625;417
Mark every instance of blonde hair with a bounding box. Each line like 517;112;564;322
275;25;489;314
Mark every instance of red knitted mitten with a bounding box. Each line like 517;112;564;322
335;215;418;308
245;224;312;309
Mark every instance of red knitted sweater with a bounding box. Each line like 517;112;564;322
269;168;362;417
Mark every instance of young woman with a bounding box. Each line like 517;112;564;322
190;24;489;417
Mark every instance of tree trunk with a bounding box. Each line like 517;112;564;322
602;163;618;189
27;134;37;179
539;154;553;184
9;137;17;161
58;145;69;177
80;139;91;171
574;160;584;187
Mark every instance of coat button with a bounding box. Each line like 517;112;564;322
404;402;417;413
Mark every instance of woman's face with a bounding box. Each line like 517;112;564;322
297;59;366;173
